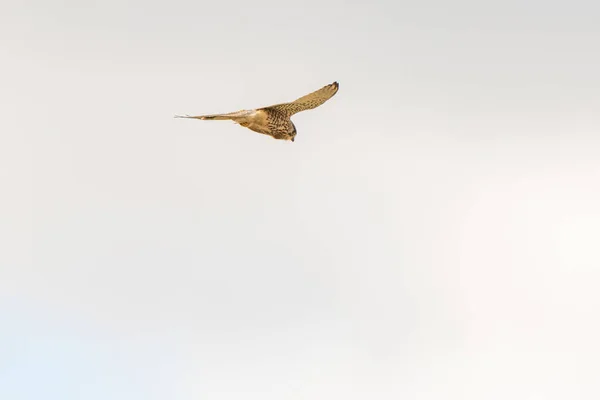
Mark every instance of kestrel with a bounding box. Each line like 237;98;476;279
175;81;339;142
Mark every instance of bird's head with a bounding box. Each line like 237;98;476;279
290;122;297;142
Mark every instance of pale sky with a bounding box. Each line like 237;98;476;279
1;0;600;399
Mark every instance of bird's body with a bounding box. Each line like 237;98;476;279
175;81;339;142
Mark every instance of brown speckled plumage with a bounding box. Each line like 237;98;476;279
175;81;339;142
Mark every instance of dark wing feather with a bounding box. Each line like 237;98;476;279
260;82;339;117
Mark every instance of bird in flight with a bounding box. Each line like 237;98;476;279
175;81;339;142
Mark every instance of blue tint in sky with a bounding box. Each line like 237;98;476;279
0;304;178;400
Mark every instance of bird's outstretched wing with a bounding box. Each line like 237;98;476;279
260;82;339;117
174;110;253;120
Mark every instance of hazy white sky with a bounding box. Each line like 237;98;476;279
1;0;600;399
